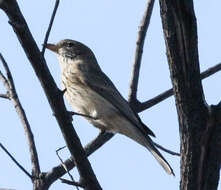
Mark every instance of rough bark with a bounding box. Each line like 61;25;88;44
159;1;221;190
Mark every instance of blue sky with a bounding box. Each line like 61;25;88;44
0;1;220;189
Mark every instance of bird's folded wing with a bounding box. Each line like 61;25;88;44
79;65;155;137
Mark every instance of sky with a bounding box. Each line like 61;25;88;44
0;0;220;190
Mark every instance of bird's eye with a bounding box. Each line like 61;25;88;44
67;42;74;48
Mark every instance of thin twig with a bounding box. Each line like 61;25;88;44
153;142;180;156
136;62;221;112
0;143;32;179
45;132;114;185
0;53;41;177
128;0;155;104
60;178;84;188
0;93;9;99
0;71;9;88
56;146;80;190
41;0;60;55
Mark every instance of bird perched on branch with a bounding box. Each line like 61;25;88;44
46;39;174;175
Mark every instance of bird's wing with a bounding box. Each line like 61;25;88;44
79;64;155;137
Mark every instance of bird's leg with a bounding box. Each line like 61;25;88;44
68;111;98;120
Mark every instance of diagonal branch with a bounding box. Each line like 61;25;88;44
153;142;180;156
41;0;60;55
135;62;221;112
0;1;102;189
128;0;155;105
0;143;32;179
0;53;41;177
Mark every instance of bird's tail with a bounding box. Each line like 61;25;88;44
144;137;174;175
116;123;174;175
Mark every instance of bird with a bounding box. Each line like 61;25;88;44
46;39;174;175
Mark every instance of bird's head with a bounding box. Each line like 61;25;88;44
45;39;95;61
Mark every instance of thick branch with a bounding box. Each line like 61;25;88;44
128;0;155;105
159;1;219;190
0;1;101;189
0;53;41;177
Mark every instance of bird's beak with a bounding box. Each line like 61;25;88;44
45;43;58;53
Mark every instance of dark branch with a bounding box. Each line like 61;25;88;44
200;62;221;79
0;143;32;179
41;0;60;55
153;142;180;156
159;1;220;189
0;53;41;177
128;0;155;104
0;1;102;189
135;62;221;112
60;178;84;188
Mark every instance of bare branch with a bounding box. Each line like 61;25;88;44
200;62;221;79
159;1;220;189
128;0;155;104
0;93;9;99
153;142;180;156
0;53;41;177
0;143;32;179
0;69;9;88
0;1;102;189
60;178;84;188
136;62;221;112
41;0;60;55
56;147;80;190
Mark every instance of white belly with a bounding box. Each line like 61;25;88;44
64;84;120;131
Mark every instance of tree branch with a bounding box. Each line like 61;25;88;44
0;143;32;179
135;62;221;112
153;142;180;156
60;178;84;188
41;0;60;55
56;146;80;190
159;1;220;190
0;1;102;189
0;93;9;99
0;53;41;177
128;0;155;105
